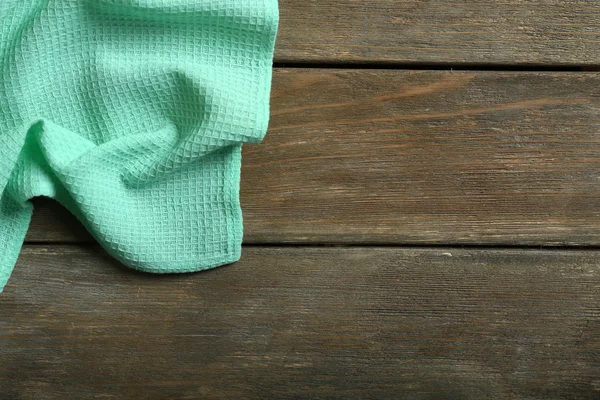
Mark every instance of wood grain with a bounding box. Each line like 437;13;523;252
27;69;600;245
1;246;599;399
275;0;600;65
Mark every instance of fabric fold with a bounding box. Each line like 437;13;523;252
0;0;279;291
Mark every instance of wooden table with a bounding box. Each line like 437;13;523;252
2;1;600;398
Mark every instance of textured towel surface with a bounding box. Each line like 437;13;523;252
0;0;279;291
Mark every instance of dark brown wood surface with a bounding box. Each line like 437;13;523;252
275;0;600;65
1;246;599;399
6;2;600;399
28;70;600;245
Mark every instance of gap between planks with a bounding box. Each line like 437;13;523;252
274;62;595;72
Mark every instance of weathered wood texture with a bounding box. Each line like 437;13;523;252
8;3;600;399
28;70;600;245
275;0;600;65
1;246;599;399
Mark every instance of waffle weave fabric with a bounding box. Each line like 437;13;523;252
0;0;279;291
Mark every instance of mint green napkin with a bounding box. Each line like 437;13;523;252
0;0;279;291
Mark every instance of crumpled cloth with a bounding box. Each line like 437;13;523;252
0;0;279;291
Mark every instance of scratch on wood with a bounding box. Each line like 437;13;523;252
272;97;590;131
271;74;474;116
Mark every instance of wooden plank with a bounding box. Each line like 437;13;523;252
1;246;599;399
275;0;600;65
26;69;600;245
